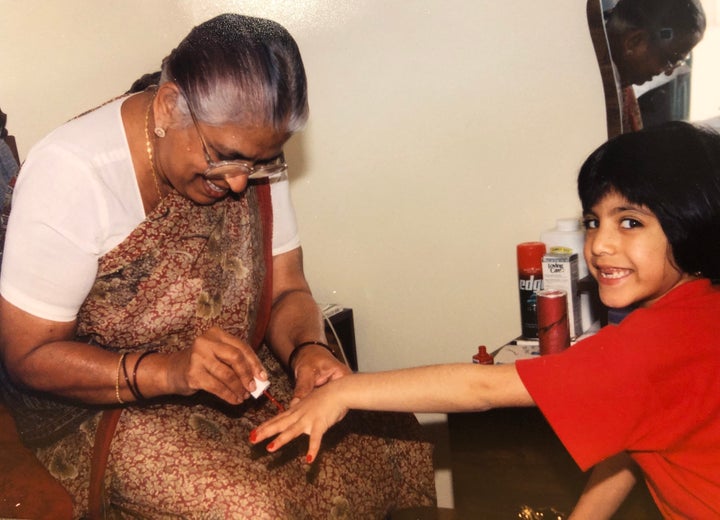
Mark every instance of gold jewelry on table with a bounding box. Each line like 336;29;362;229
144;98;164;204
115;352;128;404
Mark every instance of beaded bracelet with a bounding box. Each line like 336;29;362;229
115;352;127;404
287;340;333;371
130;350;158;401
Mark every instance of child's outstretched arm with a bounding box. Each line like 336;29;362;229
569;452;638;520
250;363;532;461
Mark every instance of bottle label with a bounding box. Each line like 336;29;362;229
519;276;543;292
519;274;543;338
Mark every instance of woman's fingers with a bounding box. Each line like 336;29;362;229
292;352;352;402
170;327;266;403
204;327;266;379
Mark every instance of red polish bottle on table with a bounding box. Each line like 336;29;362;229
472;345;494;365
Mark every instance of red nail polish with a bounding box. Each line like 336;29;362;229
306;454;314;463
267;442;276;451
249;429;257;442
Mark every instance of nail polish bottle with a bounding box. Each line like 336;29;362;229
472;345;494;365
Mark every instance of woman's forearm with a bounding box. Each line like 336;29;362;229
265;248;327;367
265;288;326;366
5;339;151;404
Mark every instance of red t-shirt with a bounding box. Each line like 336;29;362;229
516;279;720;519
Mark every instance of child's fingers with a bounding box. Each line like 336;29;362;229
305;430;324;463
249;410;329;463
265;428;301;452
251;410;312;449
249;412;291;444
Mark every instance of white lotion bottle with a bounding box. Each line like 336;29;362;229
540;218;595;331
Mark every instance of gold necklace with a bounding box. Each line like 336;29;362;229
144;97;164;204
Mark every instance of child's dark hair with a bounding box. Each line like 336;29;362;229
578;121;720;281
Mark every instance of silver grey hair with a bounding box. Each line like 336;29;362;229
159;14;309;132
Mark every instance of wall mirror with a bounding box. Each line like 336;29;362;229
587;0;719;138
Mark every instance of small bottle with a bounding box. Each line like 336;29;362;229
517;242;546;338
472;345;494;365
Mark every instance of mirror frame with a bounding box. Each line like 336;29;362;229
587;0;623;139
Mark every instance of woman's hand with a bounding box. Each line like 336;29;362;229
250;380;349;462
290;345;351;405
265;247;352;402
166;326;267;405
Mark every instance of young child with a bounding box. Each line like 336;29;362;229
251;121;720;519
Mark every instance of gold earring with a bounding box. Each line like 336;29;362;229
154;128;166;138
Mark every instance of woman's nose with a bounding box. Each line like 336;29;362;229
225;175;249;193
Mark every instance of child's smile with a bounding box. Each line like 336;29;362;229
583;191;693;309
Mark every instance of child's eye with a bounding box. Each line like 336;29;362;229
582;218;598;230
620;218;642;229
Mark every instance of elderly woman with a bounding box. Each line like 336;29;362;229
0;14;434;518
603;0;706;131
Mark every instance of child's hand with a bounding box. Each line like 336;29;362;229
249;383;349;462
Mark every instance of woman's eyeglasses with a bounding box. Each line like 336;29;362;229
180;91;287;181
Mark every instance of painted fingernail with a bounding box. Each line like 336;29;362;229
249;429;257;443
306;454;314;464
267;442;276;451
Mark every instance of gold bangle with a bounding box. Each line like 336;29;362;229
115;352;127;405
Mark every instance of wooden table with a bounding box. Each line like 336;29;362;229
447;408;662;519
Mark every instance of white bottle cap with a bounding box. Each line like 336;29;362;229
556;218;580;231
250;377;271;399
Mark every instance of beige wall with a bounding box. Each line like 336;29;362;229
691;1;720;121
0;1;608;371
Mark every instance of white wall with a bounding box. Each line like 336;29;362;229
0;0;607;371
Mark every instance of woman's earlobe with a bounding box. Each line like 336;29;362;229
624;29;649;55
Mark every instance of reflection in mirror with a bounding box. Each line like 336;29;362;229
588;0;707;135
587;0;623;137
